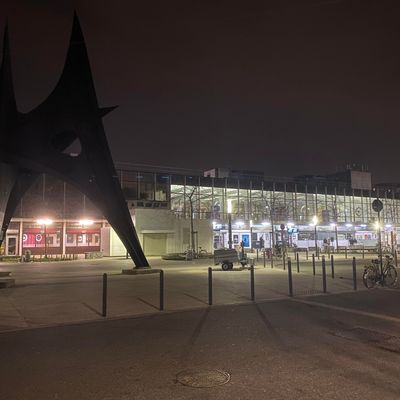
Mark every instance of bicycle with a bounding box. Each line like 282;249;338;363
362;255;398;289
197;246;209;258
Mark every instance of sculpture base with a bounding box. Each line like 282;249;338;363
122;268;159;275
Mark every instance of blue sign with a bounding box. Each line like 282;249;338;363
287;227;299;234
241;234;250;247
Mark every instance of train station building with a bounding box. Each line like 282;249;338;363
1;163;399;258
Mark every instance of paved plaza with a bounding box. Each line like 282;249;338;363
1;288;400;400
1;255;400;399
0;253;391;331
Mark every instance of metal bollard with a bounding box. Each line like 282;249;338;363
296;252;300;273
271;252;274;269
395;250;398;268
312;253;316;276
208;267;213;305
352;257;357;290
159;270;164;311
345;247;348;259
288;258;293;297
283;252;286;271
102;273;107;317
256;248;259;261
330;255;335;279
250;265;255;301
362;245;365;259
306;249;309;260
322;256;327;293
263;250;266;268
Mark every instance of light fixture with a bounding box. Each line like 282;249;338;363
227;199;232;214
262;221;271;226
385;224;392;228
360;224;367;228
36;218;53;225
345;223;353;228
330;223;336;227
79;219;94;226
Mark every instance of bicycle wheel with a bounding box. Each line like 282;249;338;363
362;266;377;289
383;265;398;287
198;249;208;258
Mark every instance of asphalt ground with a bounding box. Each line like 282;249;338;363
1;289;400;400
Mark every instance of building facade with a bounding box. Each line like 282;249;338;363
1;164;398;257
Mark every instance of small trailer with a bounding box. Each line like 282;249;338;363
213;249;254;271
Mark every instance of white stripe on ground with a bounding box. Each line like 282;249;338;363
293;298;400;323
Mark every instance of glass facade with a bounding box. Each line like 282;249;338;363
11;169;400;226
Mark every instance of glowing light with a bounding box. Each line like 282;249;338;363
79;219;94;226
250;219;253;228
312;215;318;226
236;220;244;228
345;223;353;228
287;222;294;228
385;224;392;228
36;218;53;225
227;199;232;214
330;223;336;227
374;221;381;229
262;221;271;226
360;224;367;228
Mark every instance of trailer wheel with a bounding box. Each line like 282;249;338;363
222;262;230;271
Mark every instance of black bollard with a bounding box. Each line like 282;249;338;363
296;252;300;273
263;250;266;268
306;249;309;260
345;247;348;259
362;245;365;259
312;253;316;276
352;257;357;291
208;267;213;305
330;255;335;279
322;256;327;293
159;270;164;311
283;252;286;271
102;273;107;317
250;265;255;301
288;258;293;297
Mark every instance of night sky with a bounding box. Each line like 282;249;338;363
1;0;400;182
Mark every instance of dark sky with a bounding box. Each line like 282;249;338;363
1;0;400;182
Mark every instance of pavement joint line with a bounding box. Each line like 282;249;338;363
292;298;400;323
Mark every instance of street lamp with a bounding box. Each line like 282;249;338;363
227;199;233;249
36;218;53;258
79;219;93;247
312;215;319;258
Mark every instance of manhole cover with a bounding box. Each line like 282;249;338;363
176;369;230;388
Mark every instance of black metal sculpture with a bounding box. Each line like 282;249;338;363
0;14;149;268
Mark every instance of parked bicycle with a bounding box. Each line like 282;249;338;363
362;255;398;289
